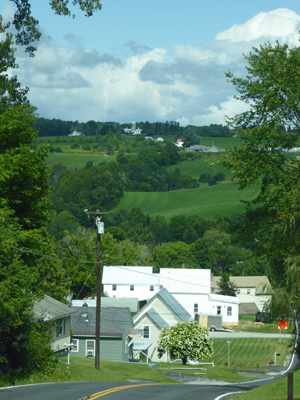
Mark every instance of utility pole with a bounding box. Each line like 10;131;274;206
84;209;111;370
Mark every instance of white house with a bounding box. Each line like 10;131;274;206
102;266;239;326
211;275;271;312
102;266;161;300
132;288;191;362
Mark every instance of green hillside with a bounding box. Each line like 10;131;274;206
112;182;259;220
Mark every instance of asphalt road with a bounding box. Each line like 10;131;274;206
0;381;252;400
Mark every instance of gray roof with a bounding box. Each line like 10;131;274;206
144;307;169;329
33;295;76;322
71;306;133;337
71;297;139;313
158;288;191;321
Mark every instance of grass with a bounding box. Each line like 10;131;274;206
46;152;115;169
2;359;177;387
228;369;300;400
112;182;259;220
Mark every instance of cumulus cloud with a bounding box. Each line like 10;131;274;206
10;8;300;125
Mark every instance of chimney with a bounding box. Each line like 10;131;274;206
81;302;88;321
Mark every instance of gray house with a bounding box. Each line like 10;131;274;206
33;294;76;354
70;304;133;361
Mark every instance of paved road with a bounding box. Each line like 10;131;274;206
0;381;251;400
209;330;292;339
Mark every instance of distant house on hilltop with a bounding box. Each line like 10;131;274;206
68;130;84;137
186;145;220;153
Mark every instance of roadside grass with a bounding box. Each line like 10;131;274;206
4;359;177;387
210;338;292;369
228;368;300;400
112;183;259;220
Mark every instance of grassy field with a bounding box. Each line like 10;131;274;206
112;182;259;220
46;152;115;169
168;155;231;179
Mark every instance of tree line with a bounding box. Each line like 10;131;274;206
34;117;232;138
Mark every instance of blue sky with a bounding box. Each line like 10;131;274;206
2;1;300;125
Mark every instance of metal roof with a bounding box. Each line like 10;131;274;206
144;307;169;329
132;341;152;351
158;288;191;321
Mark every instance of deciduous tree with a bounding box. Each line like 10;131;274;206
157;321;214;364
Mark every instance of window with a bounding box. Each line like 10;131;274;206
130;285;134;291
112;284;117;291
217;306;221;315
71;339;79;352
260;301;265;307
236;289;240;294
143;326;150;339
227;307;232;316
194;303;198;313
86;340;95;357
56;318;65;337
247;289;250;295
150;285;154;291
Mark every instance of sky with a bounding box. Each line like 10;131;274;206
2;0;300;126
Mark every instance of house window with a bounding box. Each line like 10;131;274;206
143;326;150;339
112;284;117;291
194;303;198;313
260;301;265;307
236;289;240;294
150;285;154;291
217;306;221;315
247;289;250;295
71;339;79;352
56;318;65;337
86;340;95;357
130;285;134;291
227;307;232;316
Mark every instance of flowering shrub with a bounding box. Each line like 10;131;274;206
268;360;275;365
157;321;214;364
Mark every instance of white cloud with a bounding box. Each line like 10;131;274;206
10;7;300;125
216;8;300;44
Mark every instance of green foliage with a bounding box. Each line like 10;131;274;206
217;273;237;296
221;37;300;314
157;321;214;363
8;0;102;55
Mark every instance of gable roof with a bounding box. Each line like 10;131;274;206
158;288;191;321
211;276;271;294
135;307;170;330
134;288;191;324
71;306;132;337
33;295;76;322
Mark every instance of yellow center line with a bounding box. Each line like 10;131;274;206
80;383;172;400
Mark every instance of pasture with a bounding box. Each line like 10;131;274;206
112;182;259;220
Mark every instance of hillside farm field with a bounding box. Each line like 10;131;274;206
46;152;115;168
112;182;259;220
